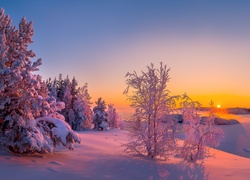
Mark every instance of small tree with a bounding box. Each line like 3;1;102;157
123;62;178;159
93;97;108;130
180;94;224;162
78;83;93;129
107;104;119;128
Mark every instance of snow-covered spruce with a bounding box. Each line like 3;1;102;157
46;75;93;130
93;97;108;131
0;8;80;153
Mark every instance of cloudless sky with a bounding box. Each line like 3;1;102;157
1;0;250;116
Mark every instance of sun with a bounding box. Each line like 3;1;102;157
217;104;221;108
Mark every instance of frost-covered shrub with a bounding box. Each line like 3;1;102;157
180;95;224;162
123;63;224;161
0;8;80;153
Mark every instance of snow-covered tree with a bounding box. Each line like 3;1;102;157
46;77;57;98
56;74;65;101
123;62;178;159
107;104;119;129
180;94;224;162
46;75;92;130
0;8;80;153
78;84;93;129
61;76;74;128
93;97;108;130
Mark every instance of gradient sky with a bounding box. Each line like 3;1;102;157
1;0;250;116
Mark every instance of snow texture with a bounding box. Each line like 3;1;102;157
0;114;249;180
35;116;81;149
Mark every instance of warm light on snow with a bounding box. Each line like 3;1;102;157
0;114;250;179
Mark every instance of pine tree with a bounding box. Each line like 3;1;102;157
47;75;92;130
61;76;73;123
57;73;64;101
0;8;80;153
78;84;93;129
93;97;108;130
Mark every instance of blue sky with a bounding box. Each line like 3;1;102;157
1;0;250;114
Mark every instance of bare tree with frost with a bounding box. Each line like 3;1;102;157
180;94;224;162
123;62;178;159
0;9;80;153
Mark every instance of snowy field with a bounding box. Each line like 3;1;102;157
0;114;250;180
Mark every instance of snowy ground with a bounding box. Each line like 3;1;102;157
0;114;250;180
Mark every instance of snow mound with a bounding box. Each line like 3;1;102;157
215;120;250;158
35;116;81;150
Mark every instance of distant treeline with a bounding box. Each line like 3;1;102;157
197;107;250;114
226;108;250;114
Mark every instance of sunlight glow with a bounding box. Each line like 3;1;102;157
217;104;221;109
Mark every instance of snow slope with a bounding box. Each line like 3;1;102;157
0;114;250;180
210;114;250;157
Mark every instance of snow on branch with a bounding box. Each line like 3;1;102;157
35;116;81;150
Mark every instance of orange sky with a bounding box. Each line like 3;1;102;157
4;1;249;117
87;35;250;117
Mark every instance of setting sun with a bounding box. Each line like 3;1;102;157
217;104;221;108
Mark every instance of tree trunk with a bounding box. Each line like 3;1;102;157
147;114;152;157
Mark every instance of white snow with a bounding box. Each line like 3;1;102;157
35;116;81;146
0;114;249;180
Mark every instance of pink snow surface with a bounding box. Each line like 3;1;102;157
0;114;250;180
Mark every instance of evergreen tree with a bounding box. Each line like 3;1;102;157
71;77;78;102
47;75;92;130
72;91;87;130
45;78;58;99
61;76;73;124
107;104;119;128
78;84;93;129
0;8;80;153
57;73;64;101
93;97;108;130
